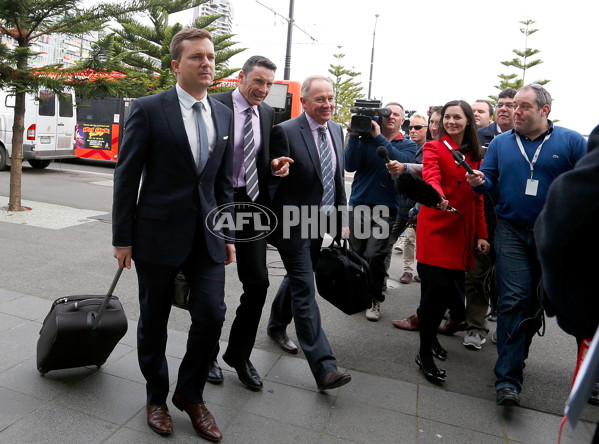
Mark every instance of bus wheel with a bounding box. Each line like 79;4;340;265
0;146;7;170
28;159;52;169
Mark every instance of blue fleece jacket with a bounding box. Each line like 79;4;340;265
345;133;417;210
476;123;586;228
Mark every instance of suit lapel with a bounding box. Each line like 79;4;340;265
161;88;198;176
298;113;323;181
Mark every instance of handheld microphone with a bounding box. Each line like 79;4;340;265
376;146;390;162
395;172;458;214
443;140;475;174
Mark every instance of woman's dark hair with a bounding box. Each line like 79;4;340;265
439;100;483;161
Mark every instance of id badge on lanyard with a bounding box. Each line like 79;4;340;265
516;132;552;197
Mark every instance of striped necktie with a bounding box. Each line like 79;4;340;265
318;126;335;210
243;107;259;201
191;101;209;173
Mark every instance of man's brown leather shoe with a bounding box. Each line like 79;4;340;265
392;314;420;331
267;330;298;354
146;403;173;436
317;369;351;391
172;392;222;442
438;319;468;335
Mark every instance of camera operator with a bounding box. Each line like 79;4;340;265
345;102;418;321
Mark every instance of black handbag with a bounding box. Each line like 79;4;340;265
172;271;190;310
315;238;371;315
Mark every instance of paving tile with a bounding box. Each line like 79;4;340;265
0;313;28;333
0;357;95;402
418;384;505;437
165;328;190;359
114;319;137;348
500;406;563;443
417;417;508;444
559;420;595;444
201;370;259;409
51;372;146;425
223;411;320;444
337;369;418;416
265;354;321;392
317;434;364;444
0;403;119;443
242;380;336;431
0;320;41;372
324;397;417;443
0;288;24;304
0;386;43;431
0;295;51;321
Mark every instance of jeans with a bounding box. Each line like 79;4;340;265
493;219;542;392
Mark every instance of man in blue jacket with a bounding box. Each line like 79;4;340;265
466;84;586;407
345;102;417;321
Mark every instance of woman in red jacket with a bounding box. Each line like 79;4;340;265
415;100;489;383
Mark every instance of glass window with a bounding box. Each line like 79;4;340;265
38;91;55;116
59;93;74;117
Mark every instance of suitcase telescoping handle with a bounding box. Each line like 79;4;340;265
91;268;124;331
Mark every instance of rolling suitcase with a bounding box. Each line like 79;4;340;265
36;268;128;375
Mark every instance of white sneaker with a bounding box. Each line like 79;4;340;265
365;300;381;322
463;331;486;350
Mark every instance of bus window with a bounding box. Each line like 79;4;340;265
38;91;55;116
59;94;74;117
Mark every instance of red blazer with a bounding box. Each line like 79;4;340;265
416;135;487;270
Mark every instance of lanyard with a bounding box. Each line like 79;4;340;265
515;132;552;179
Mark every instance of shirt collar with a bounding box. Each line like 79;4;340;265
305;112;327;132
512;120;554;141
176;83;209;111
233;87;257;116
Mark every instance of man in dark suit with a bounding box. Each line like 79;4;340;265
112;29;233;441
267;75;352;390
208;56;295;390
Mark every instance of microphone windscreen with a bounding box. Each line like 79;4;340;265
376;146;389;160
395;172;443;208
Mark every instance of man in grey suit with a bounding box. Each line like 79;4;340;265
267;75;351;390
112;29;233;441
208;56;295;390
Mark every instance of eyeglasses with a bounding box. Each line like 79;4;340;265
528;83;551;105
409;125;427;130
496;103;514;109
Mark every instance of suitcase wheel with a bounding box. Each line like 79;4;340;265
38;367;46;376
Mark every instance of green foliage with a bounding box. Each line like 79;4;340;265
328;46;364;129
490;18;550;102
110;0;245;94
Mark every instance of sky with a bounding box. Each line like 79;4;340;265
171;0;599;136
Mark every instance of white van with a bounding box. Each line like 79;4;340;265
0;89;77;170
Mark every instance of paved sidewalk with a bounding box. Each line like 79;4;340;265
0;288;595;444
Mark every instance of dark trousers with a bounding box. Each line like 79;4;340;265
135;223;226;405
348;208;396;303
220;189;270;366
418;263;465;356
268;235;337;383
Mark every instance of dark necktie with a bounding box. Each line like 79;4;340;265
318;126;335;210
243;107;259;201
192;101;209;173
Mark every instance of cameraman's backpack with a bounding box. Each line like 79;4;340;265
315;238;371;315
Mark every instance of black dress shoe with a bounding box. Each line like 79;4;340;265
415;353;446;383
207;360;223;384
317;369;351;391
267;330;298;354
223;356;262;390
431;344;447;361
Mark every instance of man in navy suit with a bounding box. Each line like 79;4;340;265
112;29;233;441
208;56;295;390
267;75;352;390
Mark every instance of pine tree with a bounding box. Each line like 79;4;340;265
0;0;149;211
328;46;364;129
490;19;549;102
111;0;245;93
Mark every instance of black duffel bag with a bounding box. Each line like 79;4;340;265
315;238;371;315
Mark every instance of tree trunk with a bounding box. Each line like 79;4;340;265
8;48;28;212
